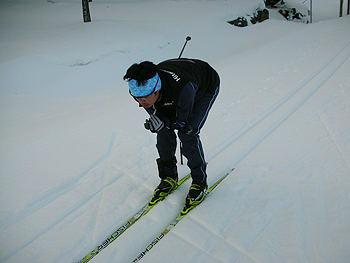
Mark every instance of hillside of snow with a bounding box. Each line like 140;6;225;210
0;0;349;262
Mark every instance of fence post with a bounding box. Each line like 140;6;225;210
309;0;312;23
340;0;344;17
82;0;91;23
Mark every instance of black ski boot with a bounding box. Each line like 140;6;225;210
149;158;178;206
181;181;208;215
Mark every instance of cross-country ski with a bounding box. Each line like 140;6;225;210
132;168;235;263
78;173;191;263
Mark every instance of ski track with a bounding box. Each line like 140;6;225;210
0;132;123;262
180;192;296;262
0;131;118;233
295;180;318;262
318;114;350;172
198;38;350;262
245;192;298;252
3;34;350;263
166;230;228;263
129;36;350;263
184;216;262;263
210;38;350;168
73;38;350;263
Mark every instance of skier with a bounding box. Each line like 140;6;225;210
123;58;220;212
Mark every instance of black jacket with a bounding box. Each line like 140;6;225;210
146;58;219;125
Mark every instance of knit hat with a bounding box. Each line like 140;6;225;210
128;73;161;98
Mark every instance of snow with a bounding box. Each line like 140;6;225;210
0;0;349;262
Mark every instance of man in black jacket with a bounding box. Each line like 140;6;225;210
124;58;220;213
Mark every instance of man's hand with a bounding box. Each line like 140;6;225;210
144;115;164;133
172;121;193;135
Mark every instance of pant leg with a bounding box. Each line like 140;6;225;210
178;132;207;183
178;85;220;183
189;85;220;133
156;127;177;177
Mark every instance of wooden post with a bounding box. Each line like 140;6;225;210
340;0;344;17
310;0;312;23
82;0;91;23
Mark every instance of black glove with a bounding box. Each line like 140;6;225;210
181;123;193;135
144;115;164;133
172;122;193;135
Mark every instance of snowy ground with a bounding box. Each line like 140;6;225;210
0;0;350;262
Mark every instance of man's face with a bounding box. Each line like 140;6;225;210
136;90;160;108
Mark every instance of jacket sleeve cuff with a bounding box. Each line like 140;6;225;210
177;120;186;127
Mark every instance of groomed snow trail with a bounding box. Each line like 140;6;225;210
1;1;349;263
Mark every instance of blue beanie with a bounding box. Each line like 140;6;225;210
128;73;161;97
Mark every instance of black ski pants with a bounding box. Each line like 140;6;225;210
156;84;220;184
